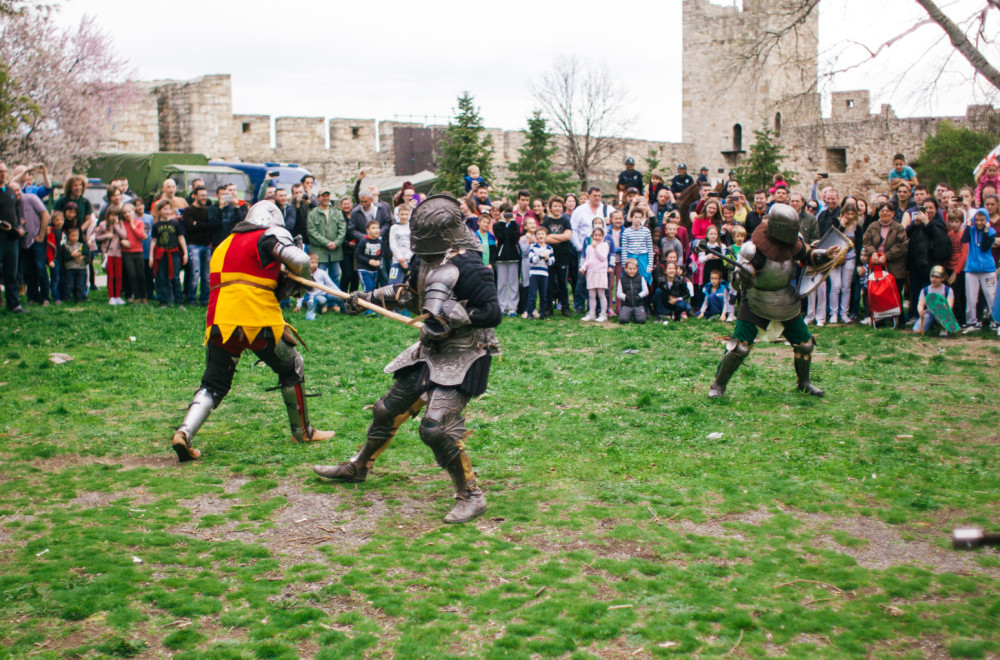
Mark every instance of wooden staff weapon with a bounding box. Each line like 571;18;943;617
286;273;424;329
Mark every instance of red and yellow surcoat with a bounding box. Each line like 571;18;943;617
205;229;287;344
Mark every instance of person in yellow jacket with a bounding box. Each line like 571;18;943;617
171;200;334;462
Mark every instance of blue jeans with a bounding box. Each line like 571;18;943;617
359;269;378;292
305;292;337;313
156;253;183;305
654;290;692;318
23;241;50;303
50;260;61;302
318;260;342;285
527;274;548;316
0;235;20;310
62;268;87;301
187;244;212;305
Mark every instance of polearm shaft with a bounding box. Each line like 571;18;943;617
286;273;424;329
696;243;755;276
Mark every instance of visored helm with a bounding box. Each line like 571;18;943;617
245;200;285;228
410;194;481;256
625;156;635;165
766;203;800;245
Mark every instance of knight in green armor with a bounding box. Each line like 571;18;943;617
709;203;841;399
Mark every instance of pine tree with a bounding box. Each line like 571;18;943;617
733;126;795;194
435;92;494;196
505;111;575;200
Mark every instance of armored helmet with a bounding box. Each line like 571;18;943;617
245;200;285;228
410;194;481;256
625;156;635;166
766;203;800;245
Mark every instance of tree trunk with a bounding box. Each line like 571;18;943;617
914;0;1000;92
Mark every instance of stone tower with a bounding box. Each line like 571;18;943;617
682;0;821;178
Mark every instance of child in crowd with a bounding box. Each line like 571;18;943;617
527;226;554;319
581;226;610;323
888;152;919;190
655;261;692;323
961;208;997;332
59;226;89;302
121;203;148;303
356;219;382;293
135;197;155;302
945;208;969;324
975;155;999;206
915;265;955;335
693;225;725;309
295;253;342;321
622;208;654;287
62;200;80;231
150;198;187;308
697;269;731;320
607;210;625;313
47;211;63;304
726;225;747;322
517;216;537;317
493;205;522;317
617;258;648;324
96;205;127;305
475;214;495;268
388;205;412;285
464;165;486;193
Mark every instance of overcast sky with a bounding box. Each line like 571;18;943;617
57;0;998;143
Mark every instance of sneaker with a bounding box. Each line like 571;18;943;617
727;313;737;323
803;316;815;325
581;313;595;322
177;305;186;311
816;319;825;327
681;313;688;320
562;308;573;317
532;310;540;319
662;320;670;326
521;312;528;319
595;314;607;323
962;322;981;334
507;311;516;318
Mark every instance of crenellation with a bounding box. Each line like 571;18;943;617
101;2;998;199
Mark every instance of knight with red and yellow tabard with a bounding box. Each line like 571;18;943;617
170;201;334;463
708;203;841;399
314;195;501;524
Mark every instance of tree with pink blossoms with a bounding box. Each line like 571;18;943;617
0;6;136;174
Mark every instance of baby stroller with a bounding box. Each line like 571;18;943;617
865;254;902;328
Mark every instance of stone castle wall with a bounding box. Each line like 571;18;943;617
99;0;998;199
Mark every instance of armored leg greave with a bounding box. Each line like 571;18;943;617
173;388;221;462
313;369;424;482
419;388;486;524
792;337;823;397
709;339;751;399
281;383;334;442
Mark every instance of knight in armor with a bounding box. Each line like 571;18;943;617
171;201;334;462
708;203;841;399
313;194;501;524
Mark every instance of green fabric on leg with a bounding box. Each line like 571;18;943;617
781;316;813;345
732;319;760;345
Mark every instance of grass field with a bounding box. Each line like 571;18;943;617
1;295;999;659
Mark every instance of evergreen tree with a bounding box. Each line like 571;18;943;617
733;126;795;194
435;92;494;196
505;111;575;200
914;121;997;192
644;149;661;177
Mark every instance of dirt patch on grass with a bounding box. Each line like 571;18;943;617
170;479;431;561
797;512;997;575
68;487;159;508
29;453;176;472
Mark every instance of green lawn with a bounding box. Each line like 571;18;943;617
1;296;999;659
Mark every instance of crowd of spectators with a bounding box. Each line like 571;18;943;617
1;153;997;338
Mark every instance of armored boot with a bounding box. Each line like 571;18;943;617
313;392;425;482
282;383;335;443
708;339;751;399
793;337;823;396
443;449;487;524
173;388;219;462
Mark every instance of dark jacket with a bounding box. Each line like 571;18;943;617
620;271;646;307
906;219;951;269
492;219;522;262
348;205;393;244
181;204;212;246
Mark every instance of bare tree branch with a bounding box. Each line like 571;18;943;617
530;56;633;189
913;0;1000;91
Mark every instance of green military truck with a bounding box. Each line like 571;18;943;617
87;152;252;203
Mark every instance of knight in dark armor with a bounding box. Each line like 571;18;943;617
171;201;334;462
709;203;841;399
313;195;501;524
